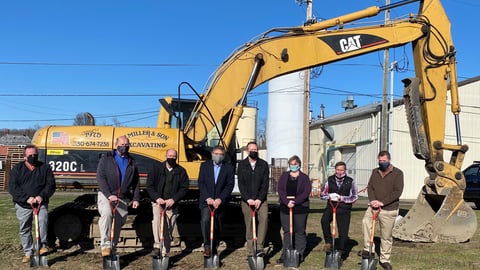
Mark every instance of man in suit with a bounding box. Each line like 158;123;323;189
198;145;235;257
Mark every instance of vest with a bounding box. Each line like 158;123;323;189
327;175;354;209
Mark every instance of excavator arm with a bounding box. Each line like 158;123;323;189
182;0;476;242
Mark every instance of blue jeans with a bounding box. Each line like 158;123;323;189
14;203;49;256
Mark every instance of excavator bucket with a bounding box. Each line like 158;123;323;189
393;184;477;243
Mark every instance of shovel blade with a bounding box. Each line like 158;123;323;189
30;255;48;268
284;248;300;268
324;250;342;269
204;254;219;269
247;255;264;270
103;254;121;270
361;257;378;270
153;256;170;270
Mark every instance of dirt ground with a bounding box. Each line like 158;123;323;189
3;196;479;270
0;224;325;270
0;199;327;270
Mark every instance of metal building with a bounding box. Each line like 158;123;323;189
309;76;480;199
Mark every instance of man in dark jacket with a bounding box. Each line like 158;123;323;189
146;148;189;257
96;135;140;257
237;141;269;257
8;144;56;263
198;145;235;257
320;161;358;258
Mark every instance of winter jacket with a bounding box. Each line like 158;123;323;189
96;150;140;201
277;170;311;212
146;160;189;204
237;157;270;203
9;161;56;209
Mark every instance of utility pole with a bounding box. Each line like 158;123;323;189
302;0;312;173
389;61;397;154
380;0;390;152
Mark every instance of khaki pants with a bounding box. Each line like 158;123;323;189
152;203;178;254
362;206;398;264
241;201;268;254
97;192;129;249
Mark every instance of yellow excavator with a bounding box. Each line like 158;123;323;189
32;0;475;247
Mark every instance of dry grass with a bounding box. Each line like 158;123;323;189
0;192;479;269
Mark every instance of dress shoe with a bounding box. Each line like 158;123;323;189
255;250;265;257
150;248;160;257
22;255;30;263
357;250;374;258
39;246;52;255
380;262;393;270
203;246;211;257
323;243;332;252
171;237;181;246
101;247;111;257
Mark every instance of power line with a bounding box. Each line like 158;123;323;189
0;61;206;67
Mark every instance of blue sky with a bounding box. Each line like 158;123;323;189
0;0;478;130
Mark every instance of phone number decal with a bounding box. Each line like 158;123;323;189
72;141;110;147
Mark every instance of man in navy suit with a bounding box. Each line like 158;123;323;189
198;145;235;257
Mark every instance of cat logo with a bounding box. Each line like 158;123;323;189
318;34;387;55
339;35;362;53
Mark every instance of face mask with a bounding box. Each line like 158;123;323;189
289;165;300;172
378;162;390;171
27;154;39;166
166;158;177;167
248;151;258;160
335;173;346;179
117;145;130;155
212;154;224;164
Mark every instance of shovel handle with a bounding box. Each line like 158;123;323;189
31;203;41;242
329;200;339;238
251;206;257;241
369;207;381;244
209;205;215;241
289;207;293;237
159;204;166;242
109;200;119;241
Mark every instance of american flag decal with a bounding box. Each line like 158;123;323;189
51;132;69;145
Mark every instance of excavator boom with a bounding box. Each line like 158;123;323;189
183;0;476;242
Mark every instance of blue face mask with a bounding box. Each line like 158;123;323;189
378;162;390;171
289;165;300;172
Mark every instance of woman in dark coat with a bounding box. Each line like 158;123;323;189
276;155;311;264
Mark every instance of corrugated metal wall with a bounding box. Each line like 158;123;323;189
309;77;480;200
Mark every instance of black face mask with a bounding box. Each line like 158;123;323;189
117;145;130;155
166;158;177;167
248;151;258;160
27;154;39;166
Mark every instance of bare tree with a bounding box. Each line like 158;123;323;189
73;112;96;126
112;117;121;127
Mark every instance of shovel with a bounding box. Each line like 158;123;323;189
153;204;169;270
103;201;121;270
247;205;264;270
325;200;342;269
361;207;380;270
204;205;219;269
31;203;48;268
284;202;300;268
